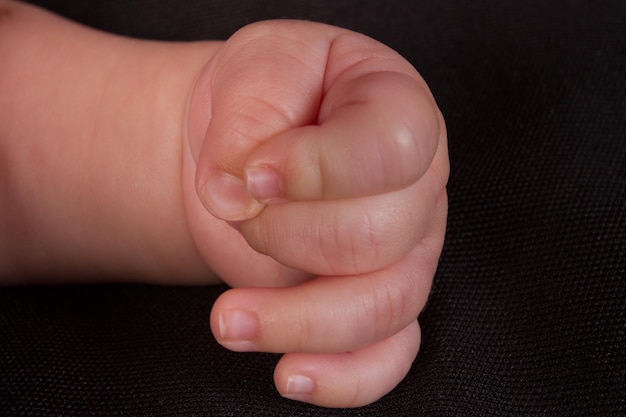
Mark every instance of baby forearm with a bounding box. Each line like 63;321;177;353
0;1;216;283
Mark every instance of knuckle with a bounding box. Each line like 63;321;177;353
295;302;316;352
371;279;413;339
296;206;367;276
358;204;416;268
327;208;388;275
366;254;427;342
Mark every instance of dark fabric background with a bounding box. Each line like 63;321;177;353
2;0;625;415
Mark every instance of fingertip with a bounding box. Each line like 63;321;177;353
278;373;316;403
213;308;260;352
274;322;421;408
244;126;325;202
273;359;317;405
197;170;265;221
210;289;263;352
245;165;288;204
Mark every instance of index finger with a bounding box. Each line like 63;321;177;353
245;68;441;202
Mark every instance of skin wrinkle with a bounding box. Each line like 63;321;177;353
416;196;448;270
315;132;330;201
239;90;305;132
220;108;277;152
243;22;329;65
375;202;413;273
286;53;328;106
319;68;369;122
322;38;406;98
340;207;368;275
362;208;382;271
218;25;327;122
319;44;391;120
257;209;280;258
231;94;293;130
403;263;424;320
341;206;360;274
319;33;336;119
349;366;364;408
328;207;343;276
296;294;315;353
368;273;405;345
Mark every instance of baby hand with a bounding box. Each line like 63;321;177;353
183;20;449;408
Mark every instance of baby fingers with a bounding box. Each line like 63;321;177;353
239;164;446;277
274;321;421;407
209;242;437;355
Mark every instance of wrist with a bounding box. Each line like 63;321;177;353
0;1;220;283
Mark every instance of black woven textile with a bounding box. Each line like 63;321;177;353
2;0;625;415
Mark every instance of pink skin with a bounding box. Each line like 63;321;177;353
186;21;449;407
0;1;449;408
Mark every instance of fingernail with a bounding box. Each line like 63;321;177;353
218;309;259;351
283;374;315;402
246;166;286;204
199;171;263;221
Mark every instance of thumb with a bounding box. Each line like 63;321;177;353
188;20;334;221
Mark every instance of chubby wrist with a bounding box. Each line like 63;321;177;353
0;1;219;283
